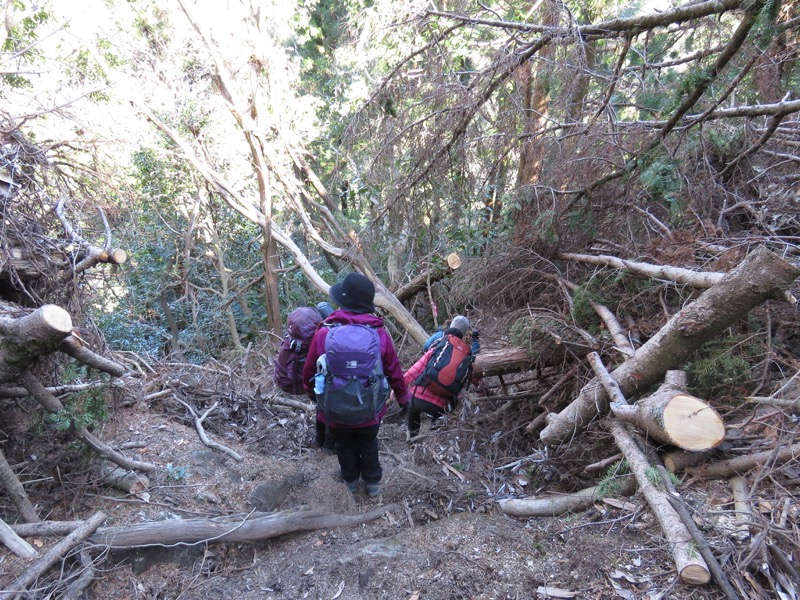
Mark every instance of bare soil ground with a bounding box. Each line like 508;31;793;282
6;364;788;600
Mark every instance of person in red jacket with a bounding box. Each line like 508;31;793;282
403;317;473;441
303;273;410;497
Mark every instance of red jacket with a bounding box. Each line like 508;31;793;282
404;347;452;410
303;309;410;427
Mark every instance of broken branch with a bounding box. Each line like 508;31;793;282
172;397;243;462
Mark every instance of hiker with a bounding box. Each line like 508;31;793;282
302;272;410;497
404;315;476;441
273;301;333;396
273;302;335;453
423;315;481;355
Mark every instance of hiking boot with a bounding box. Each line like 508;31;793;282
309;439;323;450
345;479;359;493
364;482;381;497
321;441;336;455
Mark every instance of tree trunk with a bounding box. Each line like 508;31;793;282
610;385;725;450
611;421;711;585
540;246;800;448
91;505;395;549
472;348;535;378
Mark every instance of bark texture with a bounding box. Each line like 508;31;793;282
91;505;396;549
540;247;799;448
611;421;710;584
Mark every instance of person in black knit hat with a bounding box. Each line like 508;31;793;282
303;273;410;497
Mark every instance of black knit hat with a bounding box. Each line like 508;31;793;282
329;273;376;314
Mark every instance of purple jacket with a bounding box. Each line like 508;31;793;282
302;309;410;428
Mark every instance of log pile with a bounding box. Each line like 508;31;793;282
498;246;800;597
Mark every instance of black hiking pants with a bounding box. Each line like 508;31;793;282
407;396;447;437
330;423;381;485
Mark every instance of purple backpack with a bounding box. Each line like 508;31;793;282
273;307;323;395
317;324;389;425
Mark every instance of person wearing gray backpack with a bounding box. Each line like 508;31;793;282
302;273;410;497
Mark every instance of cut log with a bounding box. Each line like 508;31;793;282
393;253;461;303
540;246;800;448
592;354;710;585
498;475;636;517
656;466;739;600
0;305;73;383
473;347;535;378
610;390;725;451
663;449;712;473
686;441;800;478
610;421;711;585
98;464;149;495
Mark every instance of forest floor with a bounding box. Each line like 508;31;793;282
68;400;691;600
5;352;791;600
2;302;798;600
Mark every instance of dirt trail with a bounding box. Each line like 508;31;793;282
68;400;695;600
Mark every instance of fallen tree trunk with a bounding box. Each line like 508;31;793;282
609;375;725;451
540;246;799;448
91;505;396;549
556;277;635;356
686;441;800;478
656;466;739;600
498;475;636;517
611;421;711;585
473;347;536;378
557;252;725;288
